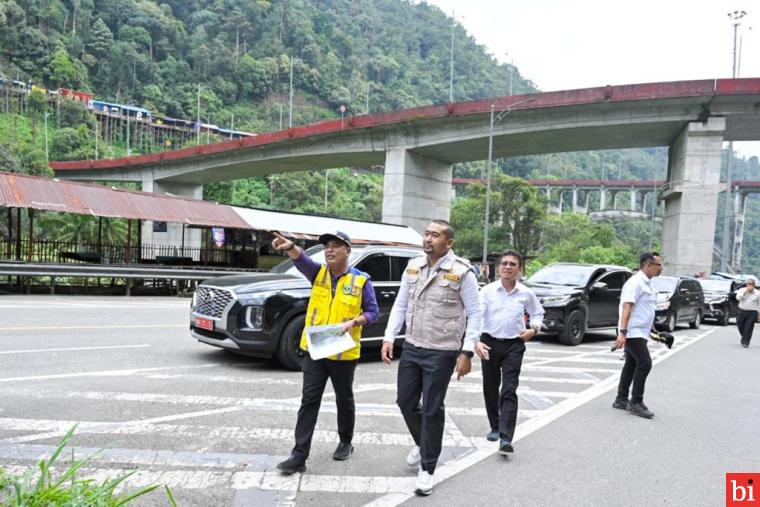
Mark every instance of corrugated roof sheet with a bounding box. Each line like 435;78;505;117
231;206;422;246
0;172;253;229
0;172;424;246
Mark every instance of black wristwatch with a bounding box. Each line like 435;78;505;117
284;243;295;251
619;328;628;335
459;350;474;359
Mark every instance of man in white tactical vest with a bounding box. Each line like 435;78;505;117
381;220;482;496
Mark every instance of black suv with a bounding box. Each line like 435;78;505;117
653;276;704;331
190;244;422;370
525;263;632;345
699;278;744;326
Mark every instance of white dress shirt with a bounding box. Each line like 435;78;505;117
618;271;656;340
383;251;482;352
480;281;544;339
736;287;760;312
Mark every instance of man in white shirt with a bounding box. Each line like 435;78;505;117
475;250;543;455
611;252;663;419
735;278;760;348
381;220;481;496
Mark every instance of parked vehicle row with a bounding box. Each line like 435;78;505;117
189;250;752;370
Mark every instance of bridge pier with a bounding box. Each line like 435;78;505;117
382;149;452;234
662;118;725;275
141;179;204;258
733;190;747;271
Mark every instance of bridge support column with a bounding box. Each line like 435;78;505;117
733;191;747;271
571;186;580;213
141;178;204;259
599;187;607;211
662;118;725;275
382;149;452;234
630;189;637;211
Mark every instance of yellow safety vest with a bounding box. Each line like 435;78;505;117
300;265;368;360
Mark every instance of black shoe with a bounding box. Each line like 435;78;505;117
742;343;749;348
486;430;499;442
612;399;628;410
627;401;654;419
499;439;514;455
332;441;354;461
276;455;306;475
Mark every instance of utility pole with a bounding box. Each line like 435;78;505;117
94;119;99;160
449;11;455;103
126;109;130;156
366;82;370;114
43;112;49;162
722;9;747;272
289;56;294;128
196;83;201;145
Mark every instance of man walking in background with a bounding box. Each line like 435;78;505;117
381;220;481;496
735;278;760;348
612;252;663;419
475;250;543;455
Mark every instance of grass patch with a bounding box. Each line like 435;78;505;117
0;424;177;506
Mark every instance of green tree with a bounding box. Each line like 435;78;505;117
86;18;113;59
48;48;80;88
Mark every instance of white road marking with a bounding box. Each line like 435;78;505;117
0;344;151;355
0;324;186;331
0;362;237;383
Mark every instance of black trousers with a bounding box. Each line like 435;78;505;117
480;335;526;443
291;354;357;462
396;343;458;474
616;337;652;403
737;309;758;346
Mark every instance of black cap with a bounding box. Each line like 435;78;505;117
318;231;352;247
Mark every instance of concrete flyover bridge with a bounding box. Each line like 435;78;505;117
51;78;760;275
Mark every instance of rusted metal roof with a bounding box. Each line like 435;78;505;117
0;172;253;229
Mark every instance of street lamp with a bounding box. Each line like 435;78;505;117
482;98;536;267
721;9;747;272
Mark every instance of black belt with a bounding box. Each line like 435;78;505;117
481;333;518;341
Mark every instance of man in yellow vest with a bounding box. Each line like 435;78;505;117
272;231;379;475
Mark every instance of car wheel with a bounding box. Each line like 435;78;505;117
276;314;306;371
558;309;585;346
689;310;702;329
664;311;677;332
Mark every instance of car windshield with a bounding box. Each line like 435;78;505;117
527;264;596;287
270;244;363;277
652;276;678;294
699;279;732;292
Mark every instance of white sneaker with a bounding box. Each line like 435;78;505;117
406;445;421;467
414;469;434;496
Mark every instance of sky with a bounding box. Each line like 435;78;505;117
420;0;759;157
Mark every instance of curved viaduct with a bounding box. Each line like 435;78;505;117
51;78;760;275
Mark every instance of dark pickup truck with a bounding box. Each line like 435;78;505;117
189;244;422;370
525;263;632;345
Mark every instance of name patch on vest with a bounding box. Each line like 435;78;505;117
342;285;361;296
443;273;461;282
406;267;420;275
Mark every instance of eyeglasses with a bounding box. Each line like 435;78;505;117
500;261;519;267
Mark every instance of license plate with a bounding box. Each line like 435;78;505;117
195;317;214;331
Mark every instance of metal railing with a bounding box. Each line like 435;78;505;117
0;239;256;267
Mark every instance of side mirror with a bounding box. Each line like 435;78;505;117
591;282;608;292
679;287;689;294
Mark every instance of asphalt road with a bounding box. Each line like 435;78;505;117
0;295;756;506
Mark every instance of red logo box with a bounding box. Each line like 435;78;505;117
727;473;759;506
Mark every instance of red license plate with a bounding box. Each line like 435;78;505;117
195;317;214;331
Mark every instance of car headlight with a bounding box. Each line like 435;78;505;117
244;305;264;330
655;301;670;311
541;295;572;307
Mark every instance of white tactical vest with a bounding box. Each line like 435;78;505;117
402;251;472;351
